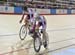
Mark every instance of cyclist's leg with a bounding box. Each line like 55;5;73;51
29;20;36;34
41;20;47;41
29;25;35;34
24;17;29;26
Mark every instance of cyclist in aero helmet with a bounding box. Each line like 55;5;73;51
19;5;36;34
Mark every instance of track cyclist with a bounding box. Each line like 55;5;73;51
19;6;48;43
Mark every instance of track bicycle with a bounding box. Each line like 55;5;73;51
19;23;49;52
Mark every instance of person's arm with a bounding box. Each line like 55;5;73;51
19;12;25;23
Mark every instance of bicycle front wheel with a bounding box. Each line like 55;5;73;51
34;34;41;52
19;25;27;40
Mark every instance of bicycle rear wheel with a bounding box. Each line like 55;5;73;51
43;32;49;49
19;25;27;40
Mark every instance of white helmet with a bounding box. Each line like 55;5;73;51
34;12;39;18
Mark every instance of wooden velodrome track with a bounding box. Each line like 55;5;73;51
0;15;75;55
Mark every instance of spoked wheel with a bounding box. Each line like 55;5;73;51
34;34;41;52
19;25;27;40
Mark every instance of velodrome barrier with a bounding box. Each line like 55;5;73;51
0;6;75;14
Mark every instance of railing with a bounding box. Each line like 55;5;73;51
0;0;75;9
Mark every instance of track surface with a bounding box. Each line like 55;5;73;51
0;15;75;55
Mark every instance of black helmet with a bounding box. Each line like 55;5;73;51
22;5;28;11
